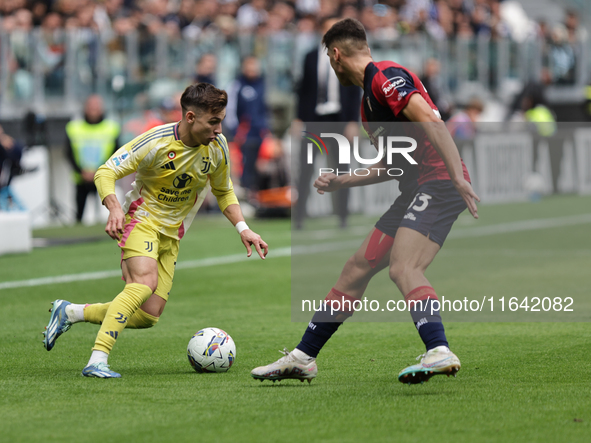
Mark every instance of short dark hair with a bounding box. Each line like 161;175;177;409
180;83;227;115
322;18;367;49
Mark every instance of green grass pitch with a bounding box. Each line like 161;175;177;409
0;195;590;442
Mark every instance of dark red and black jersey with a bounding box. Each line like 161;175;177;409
361;61;470;185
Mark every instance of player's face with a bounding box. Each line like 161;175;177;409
327;46;354;87
186;108;226;146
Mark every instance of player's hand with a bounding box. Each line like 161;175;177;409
453;178;480;219
105;206;126;240
314;172;341;195
240;230;268;259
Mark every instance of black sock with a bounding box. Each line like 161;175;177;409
296;309;345;358
410;299;449;351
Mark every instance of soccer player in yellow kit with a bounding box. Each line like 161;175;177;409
43;83;268;378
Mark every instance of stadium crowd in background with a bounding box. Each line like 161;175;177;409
0;1;586;63
1;1;587;100
0;0;588;209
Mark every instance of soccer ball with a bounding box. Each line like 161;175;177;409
187;327;236;373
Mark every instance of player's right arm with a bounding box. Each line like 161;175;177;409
94;129;163;238
102;194;126;239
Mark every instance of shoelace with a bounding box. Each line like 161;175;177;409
416;353;426;363
276;348;294;363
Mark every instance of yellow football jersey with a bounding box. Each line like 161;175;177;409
95;122;238;240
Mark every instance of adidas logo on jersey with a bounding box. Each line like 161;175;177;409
161;161;176;170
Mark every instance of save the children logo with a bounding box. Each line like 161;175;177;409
173;173;193;189
303;131;417;178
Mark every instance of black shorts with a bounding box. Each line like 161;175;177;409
374;180;467;247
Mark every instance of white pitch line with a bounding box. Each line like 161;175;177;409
298;213;591;240
0;247;291;291
448;213;591;239
2;213;591;290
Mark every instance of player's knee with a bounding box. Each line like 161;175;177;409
343;255;359;273
351;252;373;273
136;278;158;294
125;278;157;294
341;255;369;282
389;263;423;285
388;263;408;285
144;277;158;294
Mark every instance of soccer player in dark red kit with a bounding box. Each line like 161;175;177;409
252;18;480;385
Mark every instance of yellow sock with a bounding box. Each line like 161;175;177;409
93;283;153;354
127;308;159;329
84;304;158;329
84;303;110;325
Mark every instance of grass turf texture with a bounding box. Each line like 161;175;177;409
0;197;590;442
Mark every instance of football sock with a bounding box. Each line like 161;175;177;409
65;303;86;323
88;350;108;366
85;303;158;329
296;288;357;358
405;286;449;351
127;308;159;329
92;283;153;354
84;303;110;325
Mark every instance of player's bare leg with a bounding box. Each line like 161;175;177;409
389;227;461;384
44;262;165;359
82;256;157;378
333;228;392;299
251;228;391;382
122;258;167;318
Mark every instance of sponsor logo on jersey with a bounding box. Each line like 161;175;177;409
404;212;416;221
161;161;176;170
113;152;129;167
373;126;385;138
382;76;406;97
158;185;192;202
173;173;193;189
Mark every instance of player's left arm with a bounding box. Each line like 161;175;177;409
209;136;268;259
402;93;480;218
222;204;268;260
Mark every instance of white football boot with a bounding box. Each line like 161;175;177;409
251;348;317;383
398;346;461;385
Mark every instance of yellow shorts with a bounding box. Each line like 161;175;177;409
118;217;179;300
